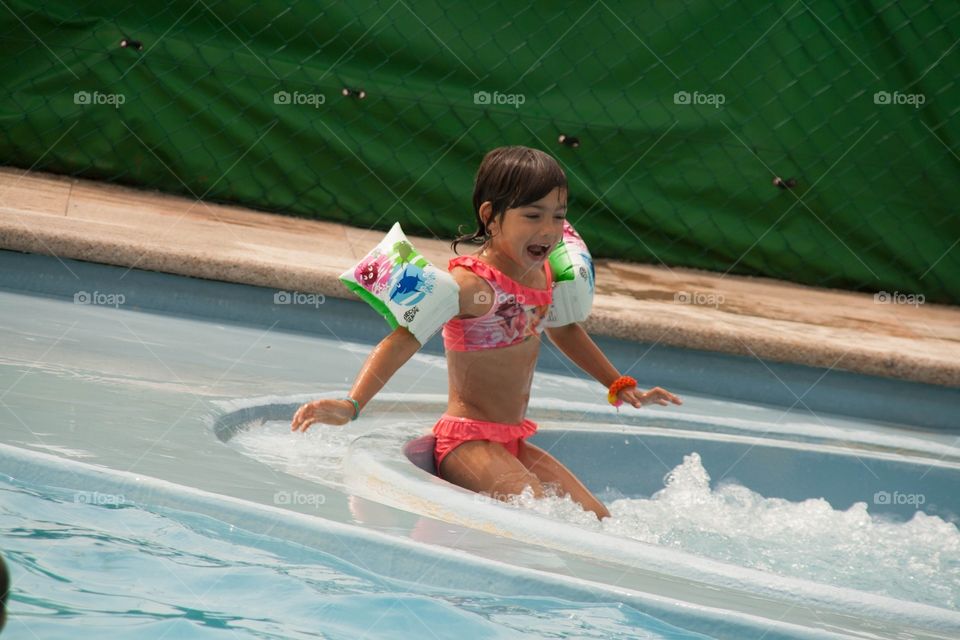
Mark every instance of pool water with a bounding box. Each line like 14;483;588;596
2;252;959;640
234;415;960;610
0;478;708;640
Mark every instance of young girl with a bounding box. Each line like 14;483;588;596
290;146;682;520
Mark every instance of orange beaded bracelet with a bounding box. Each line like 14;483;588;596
607;375;637;407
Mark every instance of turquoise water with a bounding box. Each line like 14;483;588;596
3;255;960;640
236;416;960;610
0;477;710;640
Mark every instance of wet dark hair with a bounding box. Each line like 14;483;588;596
451;146;567;254
0;553;7;632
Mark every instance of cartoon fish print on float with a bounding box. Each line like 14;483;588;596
388;239;435;308
354;254;393;295
390;264;435;306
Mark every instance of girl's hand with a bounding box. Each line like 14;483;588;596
618;386;682;408
291;399;356;432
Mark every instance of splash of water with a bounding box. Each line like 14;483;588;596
510;453;960;609
232;422;960;609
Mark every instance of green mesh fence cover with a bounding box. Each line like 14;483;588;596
1;1;957;303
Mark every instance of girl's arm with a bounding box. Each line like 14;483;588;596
347;325;422;410
292;269;488;432
291;326;421;431
544;323;682;407
545;323;620;387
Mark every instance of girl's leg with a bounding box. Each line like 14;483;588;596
516;441;610;520
438;440;545;501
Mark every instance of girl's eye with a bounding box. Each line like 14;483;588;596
524;214;540;219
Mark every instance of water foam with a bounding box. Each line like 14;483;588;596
229;419;365;487
506;453;960;609
226;411;960;610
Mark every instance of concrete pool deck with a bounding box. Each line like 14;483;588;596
1;166;958;388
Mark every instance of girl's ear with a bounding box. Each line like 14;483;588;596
479;201;496;234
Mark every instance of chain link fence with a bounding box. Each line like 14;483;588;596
1;1;958;303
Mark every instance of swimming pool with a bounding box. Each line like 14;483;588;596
2;250;958;639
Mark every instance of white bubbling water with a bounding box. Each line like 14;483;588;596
508;453;960;610
230;419;358;486
231;422;960;610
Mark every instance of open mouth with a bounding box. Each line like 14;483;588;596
526;243;550;260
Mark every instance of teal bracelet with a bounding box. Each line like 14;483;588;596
345;397;360;421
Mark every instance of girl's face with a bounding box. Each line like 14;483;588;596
482;187;567;271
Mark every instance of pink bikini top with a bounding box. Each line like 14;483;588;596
442;256;553;352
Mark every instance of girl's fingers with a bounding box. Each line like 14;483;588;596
632;389;681;407
653;389;679;402
619;387;681;409
292;404;313;431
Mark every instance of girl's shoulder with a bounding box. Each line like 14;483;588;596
448;261;494;319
